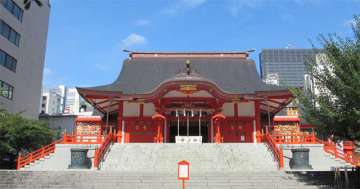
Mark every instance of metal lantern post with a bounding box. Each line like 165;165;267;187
176;110;180;136
187;115;189;136
199;110;202;136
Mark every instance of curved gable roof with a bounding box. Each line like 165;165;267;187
82;57;287;95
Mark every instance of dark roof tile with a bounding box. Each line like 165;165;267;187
83;57;287;94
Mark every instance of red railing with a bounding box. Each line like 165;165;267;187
16;134;104;170
270;133;360;167
271;132;316;144
16;139;62;170
319;140;360;166
62;134;104;144
94;133;115;168
264;132;284;169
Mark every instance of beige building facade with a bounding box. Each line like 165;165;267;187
0;0;50;118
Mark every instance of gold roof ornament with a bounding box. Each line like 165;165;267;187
186;60;191;75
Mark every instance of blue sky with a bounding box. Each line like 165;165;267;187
43;0;360;89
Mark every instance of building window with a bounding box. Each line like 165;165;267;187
1;0;23;22
0;80;14;100
0;49;17;72
0;19;20;46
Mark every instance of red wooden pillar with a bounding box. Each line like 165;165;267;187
139;103;144;143
117;101;123;143
166;121;170;142
254;100;261;143
234;102;238;117
208;123;212;143
139;103;144;118
16;154;21;170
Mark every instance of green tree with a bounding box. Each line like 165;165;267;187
292;16;360;141
0;108;54;169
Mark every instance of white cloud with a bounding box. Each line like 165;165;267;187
44;67;53;76
226;0;265;17
134;19;151;26
121;33;147;49
291;0;321;5
163;0;207;15
226;0;323;17
182;0;207;8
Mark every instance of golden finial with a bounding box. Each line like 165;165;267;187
186;60;191;75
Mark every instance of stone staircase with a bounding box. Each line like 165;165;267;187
0;170;332;189
4;143;357;188
100;143;277;172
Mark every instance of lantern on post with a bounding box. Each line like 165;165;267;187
211;113;225;143
152;113;166;143
178;160;190;189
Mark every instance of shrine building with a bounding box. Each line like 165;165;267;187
76;51;293;144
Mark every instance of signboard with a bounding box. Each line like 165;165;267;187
179;84;197;95
178;160;190;180
179;165;189;178
240;135;245;142
264;73;279;86
180;84;197;91
175;136;202;144
76;123;100;136
75;116;102;136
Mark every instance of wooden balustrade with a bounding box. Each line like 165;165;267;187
16;134;105;170
322;140;360;166
94;133;115;168
270;133;360;167
16;139;62;169
264;132;284;169
62;134;104;144
271;132;316;144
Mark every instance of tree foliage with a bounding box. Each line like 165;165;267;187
292;16;360;140
0;108;54;169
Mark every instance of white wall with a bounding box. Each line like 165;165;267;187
221;103;234;116
238;102;255;116
221;102;255;117
123;102;156;117
143;103;155;116
123;102;140;116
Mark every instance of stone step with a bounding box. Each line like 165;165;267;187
0;170;336;189
101;143;278;172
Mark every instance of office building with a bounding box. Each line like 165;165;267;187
259;49;317;87
0;0;50;118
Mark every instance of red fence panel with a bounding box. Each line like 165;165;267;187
264;132;284;169
16;139;61;169
17;134;104;170
94;133;115;168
